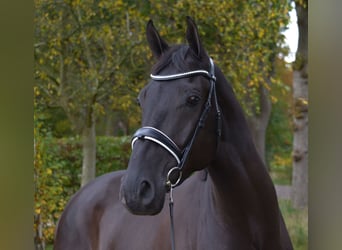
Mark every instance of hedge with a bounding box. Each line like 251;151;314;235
34;136;131;245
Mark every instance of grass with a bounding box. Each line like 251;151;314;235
279;199;308;250
268;153;293;186
270;159;308;249
270;166;292;185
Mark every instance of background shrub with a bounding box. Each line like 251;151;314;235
34;136;130;244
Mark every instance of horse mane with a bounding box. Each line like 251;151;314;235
151;44;209;75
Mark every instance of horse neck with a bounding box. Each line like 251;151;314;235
207;69;279;224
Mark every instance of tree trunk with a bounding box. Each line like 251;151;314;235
105;113;114;136
291;1;308;208
81;120;96;187
34;214;45;250
247;84;272;169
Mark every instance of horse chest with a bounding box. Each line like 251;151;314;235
202;215;254;249
171;191;254;249
171;216;254;250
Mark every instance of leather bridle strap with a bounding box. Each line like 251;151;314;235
151;69;214;81
131;58;221;187
131;126;182;164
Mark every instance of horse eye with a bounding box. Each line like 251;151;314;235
186;95;201;106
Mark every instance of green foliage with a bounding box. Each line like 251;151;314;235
279;200;308;250
34;0;147;133
266;94;293;185
266;59;293;185
35;0;291;136
34;136;130;243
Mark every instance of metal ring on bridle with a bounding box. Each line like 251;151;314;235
166;167;182;188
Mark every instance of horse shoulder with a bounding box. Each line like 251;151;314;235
54;171;125;250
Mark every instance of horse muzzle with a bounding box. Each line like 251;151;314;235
120;175;165;215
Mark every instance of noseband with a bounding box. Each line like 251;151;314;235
131;58;221;188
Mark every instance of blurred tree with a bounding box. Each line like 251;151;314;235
291;0;308;208
34;0;146;186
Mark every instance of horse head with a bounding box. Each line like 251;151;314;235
120;17;220;215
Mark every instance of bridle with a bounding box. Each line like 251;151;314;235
130;57;221;250
131;57;221;188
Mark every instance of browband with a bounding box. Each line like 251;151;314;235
151;70;216;82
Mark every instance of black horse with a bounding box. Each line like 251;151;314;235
54;17;293;250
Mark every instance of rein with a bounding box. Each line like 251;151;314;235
131;58;221;250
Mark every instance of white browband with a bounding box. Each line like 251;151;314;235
150;70;212;81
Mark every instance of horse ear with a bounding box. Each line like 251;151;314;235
146;20;169;59
186;16;205;59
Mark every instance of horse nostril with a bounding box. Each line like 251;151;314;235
139;180;151;195
138;180;154;203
